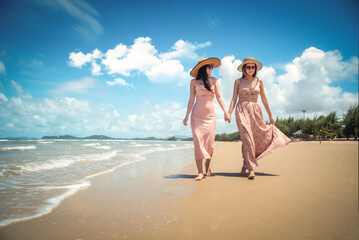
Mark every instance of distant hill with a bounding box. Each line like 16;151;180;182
132;136;158;140
84;135;112;140
42;135;80;139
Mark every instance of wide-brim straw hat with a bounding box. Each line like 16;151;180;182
190;57;221;77
237;57;262;72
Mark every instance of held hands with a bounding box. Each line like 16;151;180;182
183;116;189;126
224;112;231;123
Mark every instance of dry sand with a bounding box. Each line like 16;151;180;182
0;141;358;240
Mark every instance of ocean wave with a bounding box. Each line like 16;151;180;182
132;144;151;147
0;182;90;227
0;143;192;227
37;141;53;144
21;159;74;172
139;144;193;156
0;145;37;151
95;146;111;150
0;167;23;177
83;143;100;147
0;139;9;142
19;150;119;172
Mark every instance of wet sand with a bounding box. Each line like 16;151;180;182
0;141;358;240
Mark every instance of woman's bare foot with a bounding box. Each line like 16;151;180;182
205;159;212;176
248;170;255;180
239;167;247;176
206;168;212;176
194;173;205;181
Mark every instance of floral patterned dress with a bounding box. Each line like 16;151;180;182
235;78;291;170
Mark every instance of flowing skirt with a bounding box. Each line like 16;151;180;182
235;101;291;170
191;96;216;160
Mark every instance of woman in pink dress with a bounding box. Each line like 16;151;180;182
183;58;230;181
228;57;290;180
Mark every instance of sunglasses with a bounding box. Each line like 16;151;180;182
207;65;213;69
245;65;256;70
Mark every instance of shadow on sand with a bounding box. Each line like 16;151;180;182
164;172;279;179
214;172;280;178
164;174;198;179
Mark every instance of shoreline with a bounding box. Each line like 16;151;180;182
0;142;193;228
0;141;358;239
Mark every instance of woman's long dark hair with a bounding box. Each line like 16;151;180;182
196;65;212;92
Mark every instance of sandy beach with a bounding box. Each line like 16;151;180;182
0;141;358;240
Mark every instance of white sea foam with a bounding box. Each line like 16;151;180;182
0;145;37;151
132;143;151;147
0;157;142;227
95;146;111;150
83;143;100;147
0;139;8;141
21;159;74;172
136;143;193;156
0;182;90;227
20;150;119;172
37;141;53;144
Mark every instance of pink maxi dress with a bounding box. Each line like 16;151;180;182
191;79;216;160
235;78;291;170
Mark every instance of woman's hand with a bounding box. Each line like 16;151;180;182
224;112;231;123
183;116;189;126
269;115;275;124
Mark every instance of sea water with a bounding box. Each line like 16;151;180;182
0;139;193;227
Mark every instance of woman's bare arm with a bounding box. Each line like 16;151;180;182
227;79;239;123
259;79;275;124
213;78;230;122
183;79;196;126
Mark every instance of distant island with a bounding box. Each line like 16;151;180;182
41;135;192;141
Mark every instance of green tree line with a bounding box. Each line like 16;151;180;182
215;104;358;141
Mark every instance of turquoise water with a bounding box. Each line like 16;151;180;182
0;139;193;227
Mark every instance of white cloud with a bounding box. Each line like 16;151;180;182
113;110;120;117
217;55;242;103
68;48;103;69
217;47;358;121
34;0;103;36
10;80;26;96
0;61;6;75
69;37;211;85
52;77;96;94
2;47;357;138
0;93;8;102
0;82;191;138
0;84;93;136
106;78;133;87
68;51;92;68
159;40;211;60
145;59;188;84
91;62;102;76
101;37;159;76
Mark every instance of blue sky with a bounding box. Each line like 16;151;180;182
0;0;358;138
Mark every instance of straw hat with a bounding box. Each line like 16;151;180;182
237;57;262;72
190;57;221;77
